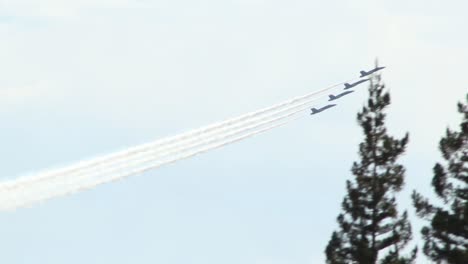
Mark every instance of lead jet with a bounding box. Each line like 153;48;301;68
311;104;336;115
359;66;385;77
328;90;354;101
344;79;369;90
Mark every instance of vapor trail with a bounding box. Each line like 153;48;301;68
0;102;310;209
2;114;302;210
2;78;354;190
6;92;323;191
0;77;357;210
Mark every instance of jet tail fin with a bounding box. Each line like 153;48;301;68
360;70;367;76
311;108;318;114
328;95;336;100
344;83;351;89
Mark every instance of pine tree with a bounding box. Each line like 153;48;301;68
325;68;417;264
412;94;468;263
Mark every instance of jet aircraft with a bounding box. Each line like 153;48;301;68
344;79;369;90
359;66;385;77
311;104;337;115
328;90;354;101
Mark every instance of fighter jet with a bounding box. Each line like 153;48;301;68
311;104;337;115
344;79;369;90
359;66;385;77
328;90;354;101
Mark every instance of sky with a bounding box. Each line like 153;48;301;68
0;0;467;263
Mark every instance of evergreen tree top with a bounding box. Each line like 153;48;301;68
325;70;416;264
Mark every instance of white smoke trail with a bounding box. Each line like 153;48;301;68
0;77;359;210
1;79;353;193
2;114;303;210
1;78;355;190
1;100;316;210
6;93;321;191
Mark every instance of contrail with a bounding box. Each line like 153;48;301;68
1;78;354;190
1;79;354;193
2;114;304;210
6;93;324;190
0;100;319;209
0;78;358;210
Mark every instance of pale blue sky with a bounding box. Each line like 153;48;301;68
0;1;467;263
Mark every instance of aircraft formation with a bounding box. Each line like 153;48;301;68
310;66;385;115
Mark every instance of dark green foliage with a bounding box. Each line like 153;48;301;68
412;94;468;264
325;70;416;264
